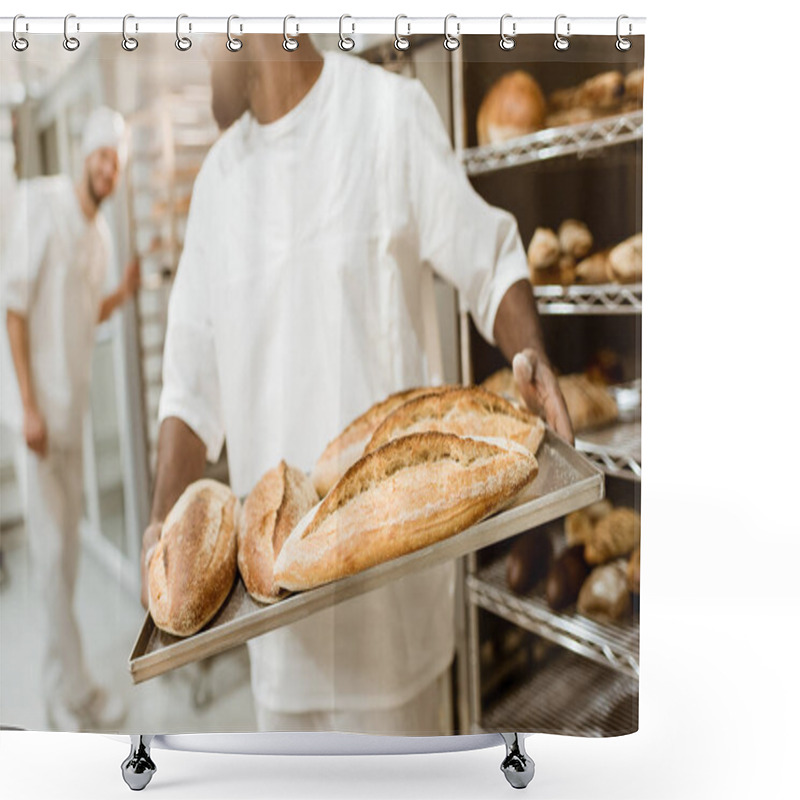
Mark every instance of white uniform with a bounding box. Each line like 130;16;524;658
159;51;529;731
0;175;110;716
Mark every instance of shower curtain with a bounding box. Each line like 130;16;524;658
0;21;643;740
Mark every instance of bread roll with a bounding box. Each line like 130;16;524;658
506;531;553;594
577;560;631;622
148;479;240;637
549;71;625;112
558;254;577;286
558;374;618;433
558;220;593;259
575;250;611;284
275;432;539;591
607;233;642;284
238;461;318;604
624;68;644;103
311;386;452;498
527;227;560;271
545;546;590;610
584;507;641;565
565;509;593;547
545;107;595;128
477;71;546;146
365;386;546;456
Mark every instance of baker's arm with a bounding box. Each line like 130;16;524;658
6;310;48;456
98;259;140;323
139;416;207;609
493;280;574;443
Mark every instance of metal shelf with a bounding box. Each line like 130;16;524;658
477;648;638;737
468;556;639;679
535;282;642;315
576;419;641;481
462;110;643;177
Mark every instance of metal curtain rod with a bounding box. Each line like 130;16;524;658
0;15;646;37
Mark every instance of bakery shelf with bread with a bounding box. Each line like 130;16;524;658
533;282;642;315
477;646;638;736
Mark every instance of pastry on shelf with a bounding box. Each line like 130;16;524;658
575;250;612;284
557;373;618;433
506;530;554;594
476;70;547;146
607;233;642;284
584;507;641;565
577;559;632;622
624;68;644;103
548;70;626;113
545;545;590;611
558;219;594;260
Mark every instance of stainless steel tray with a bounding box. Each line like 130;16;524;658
129;430;603;684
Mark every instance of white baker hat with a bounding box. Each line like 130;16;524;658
81;105;127;166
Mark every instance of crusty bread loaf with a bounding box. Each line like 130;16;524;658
527;227;561;271
477;71;546;146
275;432;539;591
148;479;240;637
238;461;318;604
607;233;642;284
365;386;545;456
577;560;631;622
311;386;453;498
558;219;594;260
575;250;612;284
584;507;641;565
558;373;618;433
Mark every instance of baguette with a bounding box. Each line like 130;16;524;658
365;386;545;456
311;385;453;497
238;461;318;604
148;479;240;637
275;432;539;591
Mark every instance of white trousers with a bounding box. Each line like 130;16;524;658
254;667;453;736
13;440;95;713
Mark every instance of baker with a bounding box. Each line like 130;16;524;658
139;35;572;735
2;106;140;730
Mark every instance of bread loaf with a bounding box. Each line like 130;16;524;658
527;227;561;271
558;220;594;260
148;479;240;637
238;461;318;604
275;432;539;591
558;374;618;433
506;531;553;594
545;546;590;610
575;250;611;284
311;386;452;498
477;71;546;146
607;233;642;284
584;507;641;565
365;386;546;456
577;560;631;622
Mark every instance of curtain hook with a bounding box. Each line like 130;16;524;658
443;14;460;51
122;14;139;51
283;15;299;51
554;14;570;51
176;14;192;51
500;14;516;50
616;15;632;51
394;15;410;51
12;14;29;52
63;13;80;52
227;15;243;51
339;14;355;51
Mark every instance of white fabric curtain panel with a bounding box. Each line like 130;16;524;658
0;16;643;792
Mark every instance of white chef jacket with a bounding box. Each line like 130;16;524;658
0;175;110;450
158;50;530;712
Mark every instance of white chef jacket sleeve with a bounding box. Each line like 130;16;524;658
157;167;225;462
0;181;50;316
405;80;530;346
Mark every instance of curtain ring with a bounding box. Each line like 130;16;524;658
283;15;299;51
338;14;355;51
227;15;243;51
616;15;632;51
394;15;410;51
12;15;29;52
63;13;80;52
122;14;139;51
175;14;192;51
499;14;516;50
443;14;460;51
554;14;570;51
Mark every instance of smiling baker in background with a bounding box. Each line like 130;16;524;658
1;106;140;731
140;35;572;736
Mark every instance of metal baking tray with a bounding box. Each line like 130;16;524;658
129;430;603;684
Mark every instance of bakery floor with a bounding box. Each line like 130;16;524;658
0;519;257;733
